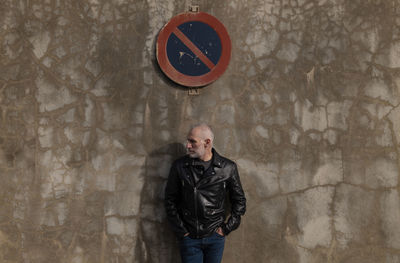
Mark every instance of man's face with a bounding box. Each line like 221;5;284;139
186;128;206;159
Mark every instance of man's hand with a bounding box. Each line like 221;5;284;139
216;227;224;236
184;233;190;237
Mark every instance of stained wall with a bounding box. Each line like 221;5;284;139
1;0;400;262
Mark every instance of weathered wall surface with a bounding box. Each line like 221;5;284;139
1;0;400;262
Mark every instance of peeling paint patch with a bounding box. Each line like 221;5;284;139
30;31;50;58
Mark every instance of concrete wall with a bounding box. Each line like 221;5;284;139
1;0;400;262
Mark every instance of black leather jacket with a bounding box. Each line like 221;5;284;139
165;149;246;239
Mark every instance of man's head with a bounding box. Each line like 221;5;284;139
186;124;214;161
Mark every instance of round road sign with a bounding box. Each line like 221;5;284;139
156;12;231;87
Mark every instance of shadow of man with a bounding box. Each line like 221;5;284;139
135;142;186;263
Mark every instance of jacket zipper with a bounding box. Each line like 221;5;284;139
194;186;199;238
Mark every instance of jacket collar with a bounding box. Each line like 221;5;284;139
211;148;223;168
183;148;223;168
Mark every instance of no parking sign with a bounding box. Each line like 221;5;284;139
156;12;231;87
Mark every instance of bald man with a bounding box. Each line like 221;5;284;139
165;124;246;263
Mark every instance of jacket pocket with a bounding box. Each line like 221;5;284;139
205;208;224;217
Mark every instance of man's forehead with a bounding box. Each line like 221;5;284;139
187;128;203;139
188;127;199;134
187;129;198;138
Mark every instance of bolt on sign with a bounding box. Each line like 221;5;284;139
156;11;231;87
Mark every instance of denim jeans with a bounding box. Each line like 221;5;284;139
179;232;225;263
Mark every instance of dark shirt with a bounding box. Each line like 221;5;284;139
192;158;212;185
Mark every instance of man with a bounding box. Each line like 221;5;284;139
164;124;246;263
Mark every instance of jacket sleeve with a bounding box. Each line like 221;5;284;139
164;162;188;238
221;163;246;235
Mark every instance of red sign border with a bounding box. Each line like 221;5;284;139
156;12;231;87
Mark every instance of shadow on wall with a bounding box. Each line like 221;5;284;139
136;142;186;263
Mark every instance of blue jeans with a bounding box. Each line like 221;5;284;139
179;232;225;263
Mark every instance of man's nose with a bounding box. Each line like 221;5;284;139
186;142;191;149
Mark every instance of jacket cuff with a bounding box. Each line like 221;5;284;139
221;224;230;236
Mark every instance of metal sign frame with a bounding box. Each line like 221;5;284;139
156;12;231;87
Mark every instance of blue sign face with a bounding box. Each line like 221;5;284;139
166;21;222;76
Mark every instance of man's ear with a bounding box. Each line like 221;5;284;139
204;138;211;147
